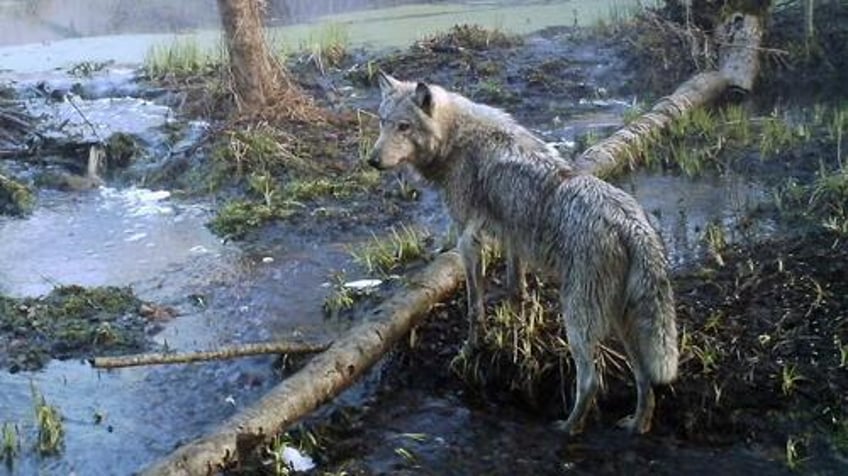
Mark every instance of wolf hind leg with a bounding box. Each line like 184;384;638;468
615;322;656;434
458;224;485;346
554;293;603;435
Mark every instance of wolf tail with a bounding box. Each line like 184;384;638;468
625;226;679;384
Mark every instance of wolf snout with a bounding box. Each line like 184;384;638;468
366;149;383;170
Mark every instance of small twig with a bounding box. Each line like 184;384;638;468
66;96;103;142
91;340;331;369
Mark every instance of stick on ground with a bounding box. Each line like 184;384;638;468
92;341;330;369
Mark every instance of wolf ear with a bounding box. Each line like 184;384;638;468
377;70;401;98
414;82;433;116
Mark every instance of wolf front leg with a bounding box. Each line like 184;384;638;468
505;246;527;302
458;224;485;346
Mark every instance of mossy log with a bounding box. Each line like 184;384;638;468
141;13;763;476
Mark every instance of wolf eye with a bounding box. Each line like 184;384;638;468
397;121;411;132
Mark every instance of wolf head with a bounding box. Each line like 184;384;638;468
367;72;446;172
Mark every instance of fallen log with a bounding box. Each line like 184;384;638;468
91;341;330;369
141;251;464;476
142;13;762;476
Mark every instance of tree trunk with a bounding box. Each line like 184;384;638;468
141;13;763;476
217;0;281;111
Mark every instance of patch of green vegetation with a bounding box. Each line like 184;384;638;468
0;285;146;371
450;290;572;403
702;221;727;267
759;111;798;158
143;37;222;78
104;132;141;169
350;225;431;275
474;78;518;106
418;23;522;52
785;435;807;471
774;160;848;237
68;60;111;78
321;272;381;320
32;385;63;456
208;200;293;240
300;22;349;72
323;274;358;319
1;422;18;464
208;165;380;240
634;104;845;179
212;124;308;180
0;174;34;217
780;363;806;396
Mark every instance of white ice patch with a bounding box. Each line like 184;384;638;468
343;279;383;290
124;232;147;242
100;187;173;216
281;446;316;472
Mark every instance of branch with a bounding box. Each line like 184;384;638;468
91;341;331;369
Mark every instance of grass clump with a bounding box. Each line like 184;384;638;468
208;200;294;240
300;22;350;72
323;274;357;318
322;272;380;319
774;161;848;237
143;37;222;78
451;292;572;404
1;422;18;464
32;386;63;456
417;24;522;52
350;225;431;275
0;174;34;217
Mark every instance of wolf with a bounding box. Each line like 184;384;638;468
367;72;678;435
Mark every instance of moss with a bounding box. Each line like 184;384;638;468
208;200;294;240
0;175;35;217
0;286;148;372
104;132;141;169
418;24;523;52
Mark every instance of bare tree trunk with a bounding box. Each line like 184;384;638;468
141;13;763;476
217;0;279;111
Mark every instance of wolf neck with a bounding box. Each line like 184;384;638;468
415;95;522;185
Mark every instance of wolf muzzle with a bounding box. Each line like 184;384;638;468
366;148;384;170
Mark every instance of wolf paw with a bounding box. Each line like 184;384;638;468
552;419;583;436
616;415;650;434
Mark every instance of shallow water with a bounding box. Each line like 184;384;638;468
0;68;364;475
620;170;773;268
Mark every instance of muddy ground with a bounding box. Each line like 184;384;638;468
310;231;846;475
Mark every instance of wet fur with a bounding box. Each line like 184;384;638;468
368;72;679;435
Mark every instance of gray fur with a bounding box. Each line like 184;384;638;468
368;73;679;435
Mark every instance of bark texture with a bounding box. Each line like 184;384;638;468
217;0;281;111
